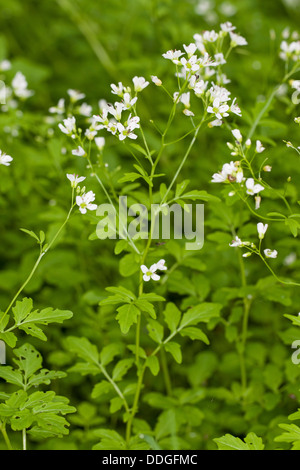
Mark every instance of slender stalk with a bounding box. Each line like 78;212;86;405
98;363;130;413
22;429;26;451
160;117;206;207
0;424;13;450
160;348;172;396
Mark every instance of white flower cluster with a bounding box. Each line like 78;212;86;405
280;29;300;62
163;23;246;123
0;66;34;114
230;223;278;259
211;129;267;209
92;77;149;141
140;259;167;282
66;174;97;215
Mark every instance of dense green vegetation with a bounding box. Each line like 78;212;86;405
0;0;300;450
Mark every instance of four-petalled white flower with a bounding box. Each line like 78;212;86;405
141;259;168;282
76;191;97;215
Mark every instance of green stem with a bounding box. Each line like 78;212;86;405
22;428;26;451
0;424;13;450
98;363;130;413
160;348;172;396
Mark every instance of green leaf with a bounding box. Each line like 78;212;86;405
0;331;17;348
112;358;134;381
20;228;40;243
147;319;164;344
285;217;300;237
66;337;99;365
119;254;139;277
0;367;23;387
91;381;113;399
179;190;220;202
138;293;165;302
12;298;33;324
105;286;136;302
100;343;121;367
163;303;181;333
135;299;156;318
180;303;222;329
175;179;190;198
180;327;209;344
146;356;160;376
110;396;124;413
116;304;140;334
214;434;250;450
13;344;43;379
244;432;265;450
93;429;126;450
164;342;182;364
118;172;142;184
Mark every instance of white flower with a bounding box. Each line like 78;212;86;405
180;55;200;73
162;50;184;63
203;30;219;42
117;123;138;140
72;146;86;157
132;76;149;92
107;102;125;121
245;139;252;148
208;119;223;128
230;236;249;247
264;249;278;259
95;137;105;151
79;103;92;117
156;259;168;271
127;115;140;130
230;98;242;116
140;264;160;282
151;75;162;86
257;222;268;239
67;174;86;188
12;72;33;99
183;43;198;57
212;161;243;183
245;178;264;195
123;92;138;109
232;129;242;143
59;117;76;136
220;22;236;33
0;150;13;166
111;82;125;97
67;89;85;103
256;140;265;153
0;60;11;71
214;53;226;65
207;98;230;120
230;32;248;47
49;98;65;115
179;92;191;108
183;109;194;116
85;129;97;140
76;191;97;214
